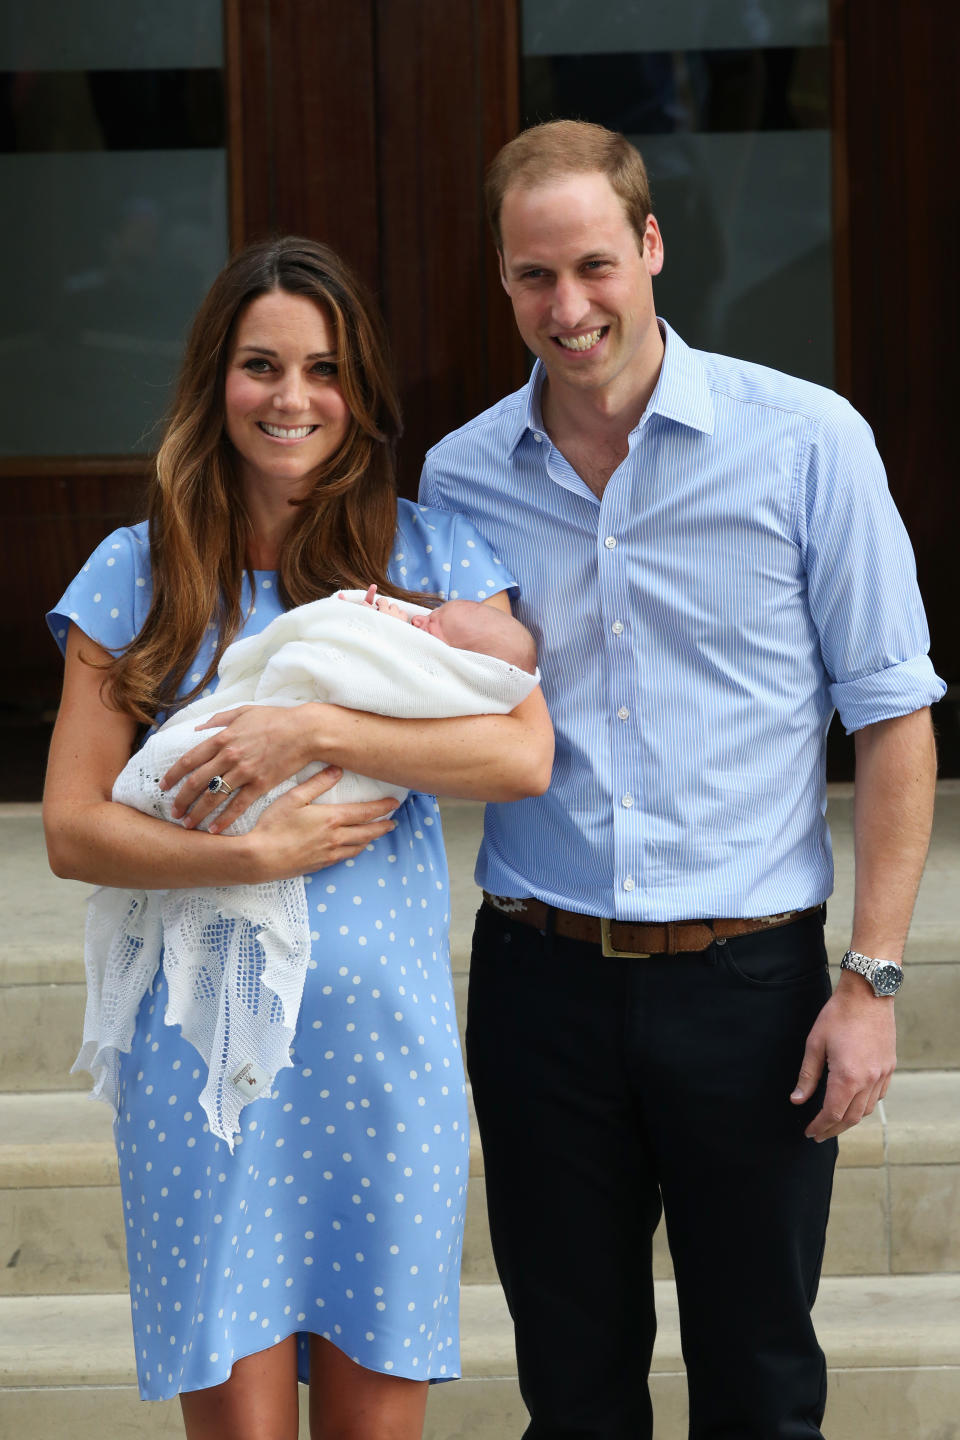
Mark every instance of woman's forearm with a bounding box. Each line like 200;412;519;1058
44;793;264;888
44;629;263;888
301;695;555;802
45;769;401;889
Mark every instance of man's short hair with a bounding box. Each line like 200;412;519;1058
485;119;653;252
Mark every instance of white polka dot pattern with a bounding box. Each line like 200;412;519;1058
46;501;516;1399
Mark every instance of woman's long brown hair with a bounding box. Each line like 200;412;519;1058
104;237;423;725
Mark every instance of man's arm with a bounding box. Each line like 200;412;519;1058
790;706;936;1140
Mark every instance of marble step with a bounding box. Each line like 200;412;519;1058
1;1274;959;1439
2;1072;958;1297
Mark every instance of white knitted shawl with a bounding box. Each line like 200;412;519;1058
78;591;539;1148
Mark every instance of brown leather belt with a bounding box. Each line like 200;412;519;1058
482;892;822;958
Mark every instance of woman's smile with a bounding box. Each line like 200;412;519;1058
257;421;320;441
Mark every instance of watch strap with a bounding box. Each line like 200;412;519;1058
840;949;903;996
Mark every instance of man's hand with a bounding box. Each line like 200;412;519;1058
790;972;896;1141
792;708;935;1142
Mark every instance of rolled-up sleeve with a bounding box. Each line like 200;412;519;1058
798;399;945;733
829;655;944;734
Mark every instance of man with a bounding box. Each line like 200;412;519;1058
419;120;942;1439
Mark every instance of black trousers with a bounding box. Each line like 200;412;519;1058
467;904;838;1440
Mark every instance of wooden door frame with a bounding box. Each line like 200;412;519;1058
830;0;957;692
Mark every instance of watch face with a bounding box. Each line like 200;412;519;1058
874;962;903;995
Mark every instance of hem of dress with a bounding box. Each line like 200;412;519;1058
135;1325;461;1401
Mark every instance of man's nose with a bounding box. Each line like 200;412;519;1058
550;276;590;330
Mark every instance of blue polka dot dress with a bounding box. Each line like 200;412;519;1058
47;500;516;1399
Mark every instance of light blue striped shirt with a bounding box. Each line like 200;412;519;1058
420;322;944;921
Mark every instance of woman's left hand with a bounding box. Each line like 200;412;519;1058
162;704;318;833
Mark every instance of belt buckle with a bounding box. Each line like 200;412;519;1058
600;917;650;959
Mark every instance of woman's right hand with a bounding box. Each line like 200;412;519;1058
245;765;400;880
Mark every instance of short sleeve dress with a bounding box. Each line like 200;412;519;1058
47;499;517;1400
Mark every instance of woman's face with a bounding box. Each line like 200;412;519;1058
224;289;352;499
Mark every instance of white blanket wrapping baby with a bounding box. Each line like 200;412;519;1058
78;591;539;1147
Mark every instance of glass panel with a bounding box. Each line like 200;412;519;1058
0;0;227;457
523;0;828;55
0;1;223;71
520;0;833;386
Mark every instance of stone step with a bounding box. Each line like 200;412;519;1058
20;956;958;1094
0;806;93;1095
451;959;958;1070
2;909;957;1095
3;1072;958;1297
11;787;960;983
1;1274;958;1439
444;784;960;961
465;1069;960;1287
443;790;960;1072
3;791;959;1093
0;1092;126;1297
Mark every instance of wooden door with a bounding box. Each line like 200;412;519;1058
3;0;956;792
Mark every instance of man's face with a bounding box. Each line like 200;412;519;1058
498;170;664;407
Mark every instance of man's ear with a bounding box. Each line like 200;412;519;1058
644;215;665;278
498;250;510;294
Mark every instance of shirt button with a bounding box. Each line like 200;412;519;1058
622;876;635;892
611;621;624;635
532;431;543;443
604;536;617;549
617;707;629;720
621;794;634;808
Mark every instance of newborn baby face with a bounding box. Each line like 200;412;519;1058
368;594;463;645
362;591;450;638
367;591;536;673
410;606;454;642
411;600;495;652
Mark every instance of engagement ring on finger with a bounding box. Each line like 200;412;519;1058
208;775;234;796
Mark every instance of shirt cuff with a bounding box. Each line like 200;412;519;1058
830;655;946;734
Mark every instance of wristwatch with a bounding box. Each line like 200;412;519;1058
840;949;904;998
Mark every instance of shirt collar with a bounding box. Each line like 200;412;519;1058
647;319;715;436
504;364;546;453
509;318;715;451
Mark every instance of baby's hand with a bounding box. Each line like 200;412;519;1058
337;584;379;607
374;596;412;623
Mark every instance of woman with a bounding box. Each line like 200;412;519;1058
43;236;553;1440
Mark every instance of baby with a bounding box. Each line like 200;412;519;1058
359;585;537;674
80;587;541;1147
